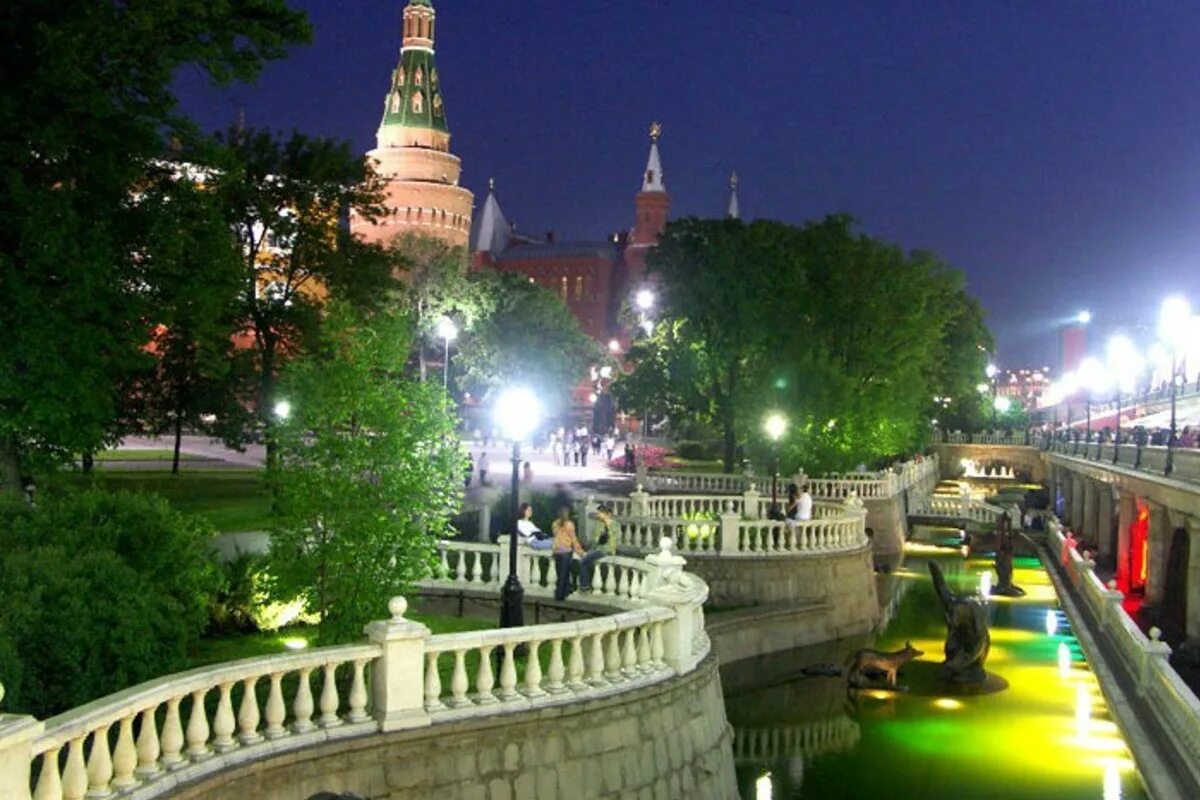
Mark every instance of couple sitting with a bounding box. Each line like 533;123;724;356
516;502;616;600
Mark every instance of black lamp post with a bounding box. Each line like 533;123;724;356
764;413;786;518
495;387;540;629
1167;354;1178;476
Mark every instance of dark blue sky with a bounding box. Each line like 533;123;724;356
177;0;1200;366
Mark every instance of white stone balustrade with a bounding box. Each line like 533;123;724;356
1047;520;1200;789
6;540;709;800
643;454;940;501
910;494;1005;524
943;430;1029;446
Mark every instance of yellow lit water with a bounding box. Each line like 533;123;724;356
730;547;1147;799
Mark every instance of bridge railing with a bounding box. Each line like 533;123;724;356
1048;521;1200;789
641;454;940;500
5;540;709;800
940;430;1030;446
1045;440;1200;483
909;494;1006;524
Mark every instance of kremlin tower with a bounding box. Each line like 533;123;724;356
623;122;672;281
352;0;473;248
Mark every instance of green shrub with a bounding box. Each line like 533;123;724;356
675;440;716;460
0;490;221;717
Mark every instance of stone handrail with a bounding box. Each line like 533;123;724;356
941;430;1030;446
7;540;709;800
641;455;940;500
1045;440;1200;483
1047;522;1200;788
910;494;1005;523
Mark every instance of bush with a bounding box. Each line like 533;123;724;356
675;440;717;460
0;490;221;717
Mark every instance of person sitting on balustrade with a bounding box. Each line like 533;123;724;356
580;504;618;592
517;502;553;551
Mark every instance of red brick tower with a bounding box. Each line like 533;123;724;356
624;122;671;282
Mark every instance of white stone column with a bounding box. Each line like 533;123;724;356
644;540;708;674
364;597;431;732
0;709;41;800
1082;479;1097;543
718;510;741;555
629;485;650;517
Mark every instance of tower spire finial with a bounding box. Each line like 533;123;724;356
727;171;740;220
649;121;662;143
641;122;665;193
488;176;495;192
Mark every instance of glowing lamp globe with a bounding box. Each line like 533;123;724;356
494;387;540;442
985;363;998;379
764;413;787;442
993;395;1012;413
273;400;292;420
1159;296;1193;348
635;289;655;311
436;316;458;342
1076;310;1092;325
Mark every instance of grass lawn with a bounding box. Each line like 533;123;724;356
55;468;272;532
188;612;496;668
93;449;210;462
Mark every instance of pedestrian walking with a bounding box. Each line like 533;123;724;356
573;439;582;466
522;461;533;484
604;434;615;463
623;443;635;473
552;437;562;466
478;451;489;485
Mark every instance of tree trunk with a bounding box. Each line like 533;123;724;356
172;412;184;475
0;436;22;500
261;339;278;470
81;451;94;473
418;341;428;383
722;418;737;474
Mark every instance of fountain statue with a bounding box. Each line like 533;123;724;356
990;513;1026;597
929;561;990;683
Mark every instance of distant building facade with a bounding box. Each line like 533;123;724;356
996;367;1053;408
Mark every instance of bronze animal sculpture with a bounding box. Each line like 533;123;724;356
846;641;924;688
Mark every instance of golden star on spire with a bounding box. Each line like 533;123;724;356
649;121;662;142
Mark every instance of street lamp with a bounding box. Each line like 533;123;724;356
1078;356;1111;459
436;316;458;389
763;412;787;517
1159;296;1193;475
273;400;292;420
985;364;999;427
494;386;541;629
1076;310;1092;325
635;289;655;312
1105;335;1143;464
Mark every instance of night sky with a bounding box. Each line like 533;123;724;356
177;1;1200;366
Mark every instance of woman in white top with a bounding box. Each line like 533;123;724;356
516;503;553;550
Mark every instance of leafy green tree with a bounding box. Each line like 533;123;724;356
455;271;599;413
0;1;309;498
266;304;462;643
617;215;995;473
131;168;253;473
208;128;394;465
387;233;491;382
0;490;221;716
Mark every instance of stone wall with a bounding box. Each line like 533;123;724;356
168;653;736;800
688;543;879;657
933;443;1047;483
864;493;908;557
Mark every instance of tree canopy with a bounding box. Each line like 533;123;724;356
614;215;993;473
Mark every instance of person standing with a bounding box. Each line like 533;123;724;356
604;434;616;464
552;436;562;466
551;506;585;600
522;461;534;484
624;443;635;473
478;451;489;486
573;438;582;466
797;486;813;521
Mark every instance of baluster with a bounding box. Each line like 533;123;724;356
630;572;643;598
185;689;211;758
523;640;545;697
134;707;161;778
475;646;497;704
160;698;184;767
622;628;638;674
587;632;606;686
568;636;587;690
617;566;630;597
546;638;566;693
450;649;470;706
212;682;236;752
62;738;87;800
234;677;262;745
292;668;315;733
33;746;62;800
651;622;666;668
468;552;481;584
498;643;519;700
637;625;653;672
263;673;286;739
86;723;114;795
424;651;444;711
347;659;370;722
454;551;466;582
522;553;535;586
438;547;450;579
319;662;342;727
111;716;137;789
604;631;622;681
600;562;613;595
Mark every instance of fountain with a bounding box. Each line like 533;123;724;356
929;561;991;683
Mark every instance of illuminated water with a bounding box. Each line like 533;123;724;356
725;541;1148;800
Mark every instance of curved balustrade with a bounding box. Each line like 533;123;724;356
12;540;709;800
909;494;1005;524
731;717;861;762
942;431;1030;446
642;455;939;501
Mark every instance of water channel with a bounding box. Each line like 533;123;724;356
723;528;1148;800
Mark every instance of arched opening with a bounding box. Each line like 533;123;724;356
1161;525;1190;641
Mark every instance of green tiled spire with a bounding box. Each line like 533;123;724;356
379;0;449;135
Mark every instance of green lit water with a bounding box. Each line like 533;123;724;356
725;542;1148;800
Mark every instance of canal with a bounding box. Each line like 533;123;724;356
724;530;1148;800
